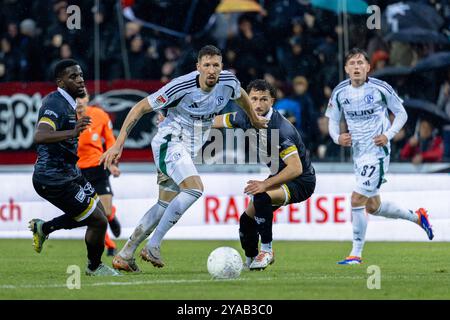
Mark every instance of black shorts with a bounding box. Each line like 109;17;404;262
33;175;99;222
282;176;316;205
80;166;113;196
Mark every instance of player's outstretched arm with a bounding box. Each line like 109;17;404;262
235;87;268;129
34;116;91;144
99;97;153;169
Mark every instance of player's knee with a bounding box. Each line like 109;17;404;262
89;208;108;230
351;192;367;207
195;180;204;193
180;176;204;192
366;201;380;215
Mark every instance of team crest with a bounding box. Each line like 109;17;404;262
216;96;224;106
364;94;374;104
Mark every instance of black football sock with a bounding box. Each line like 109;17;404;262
239;212;258;258
84;209;107;271
85;227;106;271
253;192;274;245
42;215;82;235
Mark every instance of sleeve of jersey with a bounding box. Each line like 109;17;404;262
387;86;404;111
324;93;341;121
229;108;251;129
384;83;408;140
147;77;192;111
37;106;60;131
279;137;299;161
222;113;236;128
220;71;241;100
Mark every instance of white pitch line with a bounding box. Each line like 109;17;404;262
0;277;275;290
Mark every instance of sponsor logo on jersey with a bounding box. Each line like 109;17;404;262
363;180;371;186
190;112;218;121
44;109;59;118
364;94;374;104
343;98;350;105
346;109;375;117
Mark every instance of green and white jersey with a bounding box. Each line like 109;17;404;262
147;70;241;157
325;77;406;160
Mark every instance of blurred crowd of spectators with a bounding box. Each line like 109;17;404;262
1;0;450;163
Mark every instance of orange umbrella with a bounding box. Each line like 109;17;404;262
216;0;263;13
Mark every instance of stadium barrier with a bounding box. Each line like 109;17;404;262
0;80;162;164
1;172;449;241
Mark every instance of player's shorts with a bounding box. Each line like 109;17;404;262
80;165;113;196
32;175;99;222
151;133;199;186
278;176;316;206
353;155;389;198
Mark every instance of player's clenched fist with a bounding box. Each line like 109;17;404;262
373;134;388;146
338;133;352;147
73;116;91;137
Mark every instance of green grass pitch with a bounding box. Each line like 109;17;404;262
1;239;449;300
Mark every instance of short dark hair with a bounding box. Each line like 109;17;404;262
53;59;79;80
246;79;276;99
197;45;222;61
344;48;370;65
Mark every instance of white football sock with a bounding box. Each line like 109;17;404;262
119;200;168;259
261;242;272;253
147;189;202;248
350;206;367;258
372;201;418;223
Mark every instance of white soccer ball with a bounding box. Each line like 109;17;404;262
207;246;243;279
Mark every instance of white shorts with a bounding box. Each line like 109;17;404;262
151;133;199;186
353;156;389;198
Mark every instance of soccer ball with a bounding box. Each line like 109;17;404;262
207;247;243;279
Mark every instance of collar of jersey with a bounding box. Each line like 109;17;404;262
264;108;273;120
57;87;77;110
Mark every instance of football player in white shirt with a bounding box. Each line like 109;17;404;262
100;45;268;272
326;48;434;265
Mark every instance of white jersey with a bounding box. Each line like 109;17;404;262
147;70;241;157
325;77;405;160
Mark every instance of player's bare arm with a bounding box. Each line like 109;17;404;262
212;114;226;129
235;87;268;129
244;153;302;195
34;116;91;144
100;97;153;168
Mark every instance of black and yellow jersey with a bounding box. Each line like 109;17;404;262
33;89;81;185
222;108;315;183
